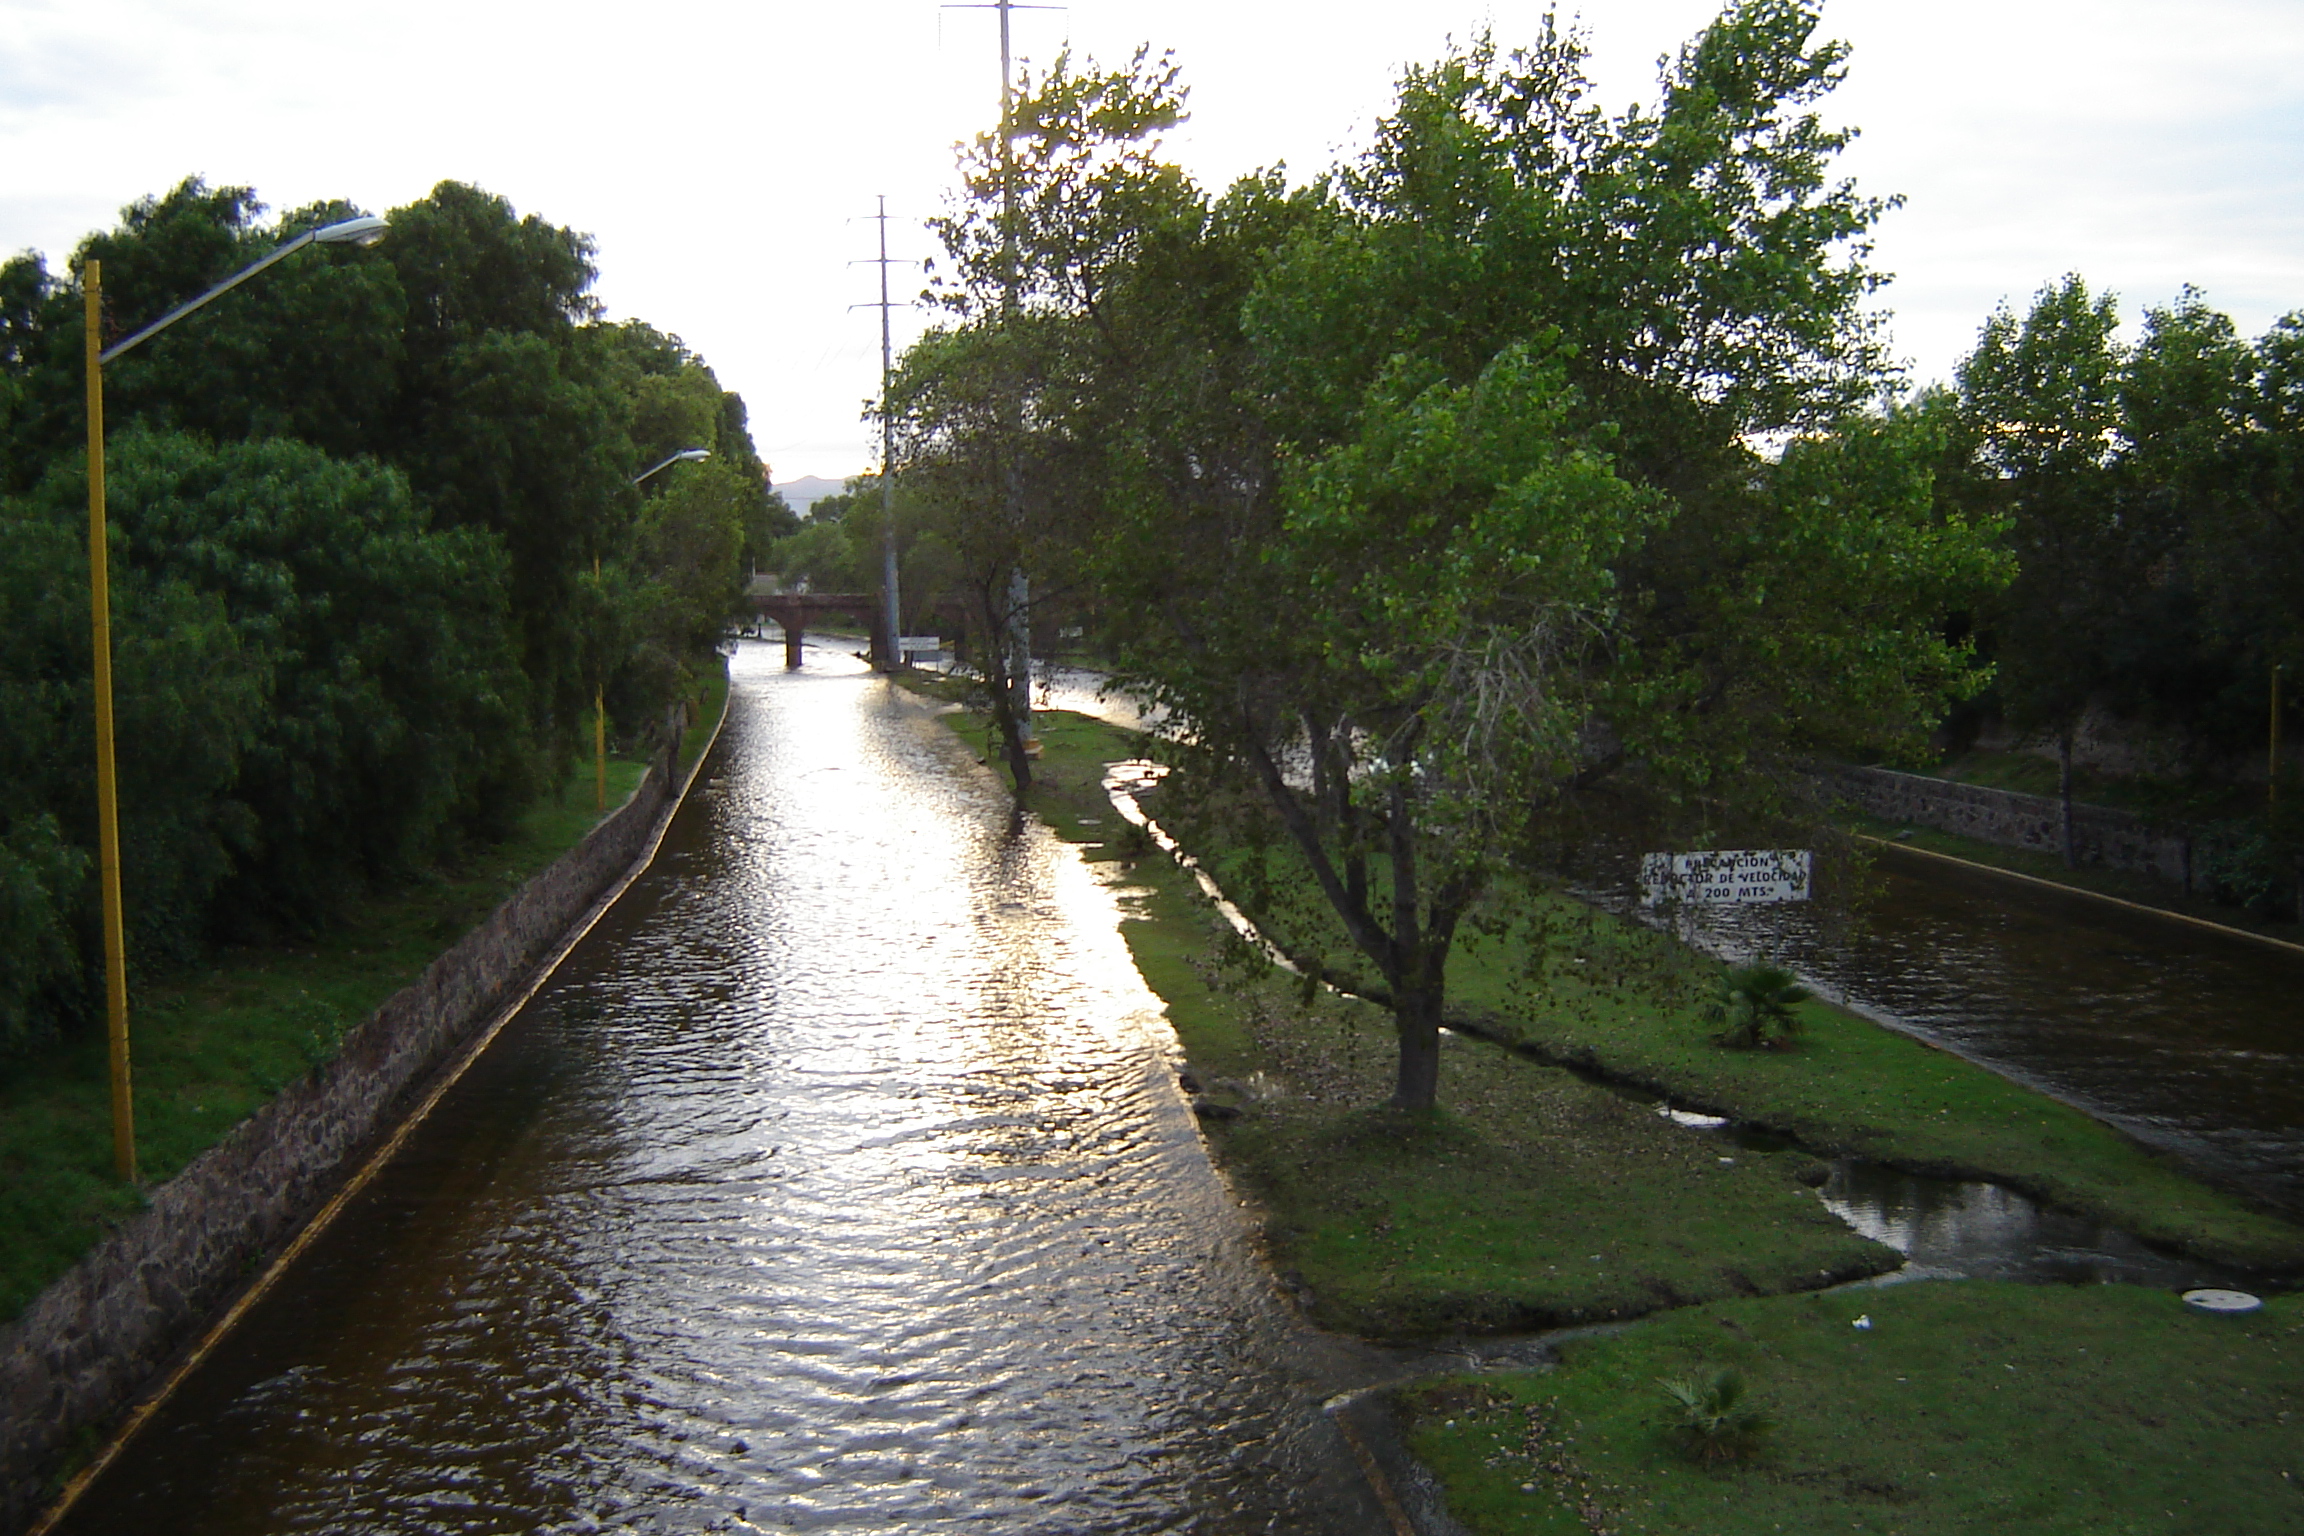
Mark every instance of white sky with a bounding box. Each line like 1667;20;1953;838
5;0;2300;483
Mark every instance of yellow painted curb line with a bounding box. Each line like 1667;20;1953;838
29;686;733;1535
1859;833;2304;960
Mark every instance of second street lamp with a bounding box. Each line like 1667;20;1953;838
595;448;713;809
84;213;389;1183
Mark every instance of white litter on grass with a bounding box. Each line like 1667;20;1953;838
2182;1288;2263;1315
1852;1314;1873;1330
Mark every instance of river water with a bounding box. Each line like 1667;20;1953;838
53;647;2304;1532
1688;850;2304;1220
58;644;1392;1536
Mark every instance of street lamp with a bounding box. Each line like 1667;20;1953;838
84;213;388;1183
593;448;711;809
632;447;710;487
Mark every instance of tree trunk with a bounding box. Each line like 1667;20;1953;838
1389;982;1443;1113
977;599;1033;795
2058;730;2076;869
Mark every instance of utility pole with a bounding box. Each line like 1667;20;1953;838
949;0;1059;757
875;196;901;671
851;199;918;671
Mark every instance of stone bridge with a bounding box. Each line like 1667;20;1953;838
747;592;971;669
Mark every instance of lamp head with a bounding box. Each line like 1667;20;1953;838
676;448;711;463
313;215;388;248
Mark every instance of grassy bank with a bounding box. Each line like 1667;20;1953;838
0;666;728;1325
0;756;648;1324
1397;1282;2303;1535
913;698;2303;1320
1179;806;2303;1268
907;692;2304;1524
1419;896;2303;1268
912;699;1900;1334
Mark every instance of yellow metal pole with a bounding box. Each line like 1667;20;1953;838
85;261;135;1184
594;556;606;812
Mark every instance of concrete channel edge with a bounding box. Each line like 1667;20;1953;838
2;687;732;1536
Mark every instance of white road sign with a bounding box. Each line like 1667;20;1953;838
1639;849;1813;906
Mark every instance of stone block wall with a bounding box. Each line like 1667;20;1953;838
0;738;695;1533
1827;766;2191;884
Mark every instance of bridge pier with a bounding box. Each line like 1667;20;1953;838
751;593;970;673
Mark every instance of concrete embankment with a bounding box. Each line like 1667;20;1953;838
1826;763;2190;882
0;702;724;1534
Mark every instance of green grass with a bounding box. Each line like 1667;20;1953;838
0;721;686;1326
915;699;1902;1334
1423;898;2303;1268
1182;822;2303;1270
1397;1282;2304;1535
910;697;2304;1315
896;693;2304;1520
1163;963;1899;1337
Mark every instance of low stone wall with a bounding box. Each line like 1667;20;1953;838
1826;766;2190;885
0;731;700;1532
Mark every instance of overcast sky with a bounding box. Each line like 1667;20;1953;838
5;0;2299;483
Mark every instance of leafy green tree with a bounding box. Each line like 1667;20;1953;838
1088;2;2002;1111
0;473;268;1031
0;814;88;1056
1956;276;2135;780
2125;294;2304;746
15;432;530;927
0;173;785;1054
375;186;627;748
603;319;793;584
910;46;1194;787
0;179;404;489
633;457;747;658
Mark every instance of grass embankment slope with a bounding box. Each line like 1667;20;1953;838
1400;1282;2303;1536
0;667;727;1325
926;699;1891;1330
1426;905;2299;1268
1176;811;2300;1268
916;695;2304;1533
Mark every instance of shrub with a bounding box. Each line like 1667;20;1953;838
1706;963;1811;1049
1657;1368;1770;1464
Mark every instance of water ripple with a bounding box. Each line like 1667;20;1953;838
60;646;1387;1535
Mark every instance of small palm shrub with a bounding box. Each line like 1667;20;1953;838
1706;963;1811;1050
1657;1369;1770;1465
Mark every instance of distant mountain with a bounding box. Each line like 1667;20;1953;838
773;475;850;518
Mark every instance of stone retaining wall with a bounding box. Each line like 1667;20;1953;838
0;724;702;1533
1826;765;2190;885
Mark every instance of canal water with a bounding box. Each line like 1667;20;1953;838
58;644;1392;1536
1688;853;2304;1220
